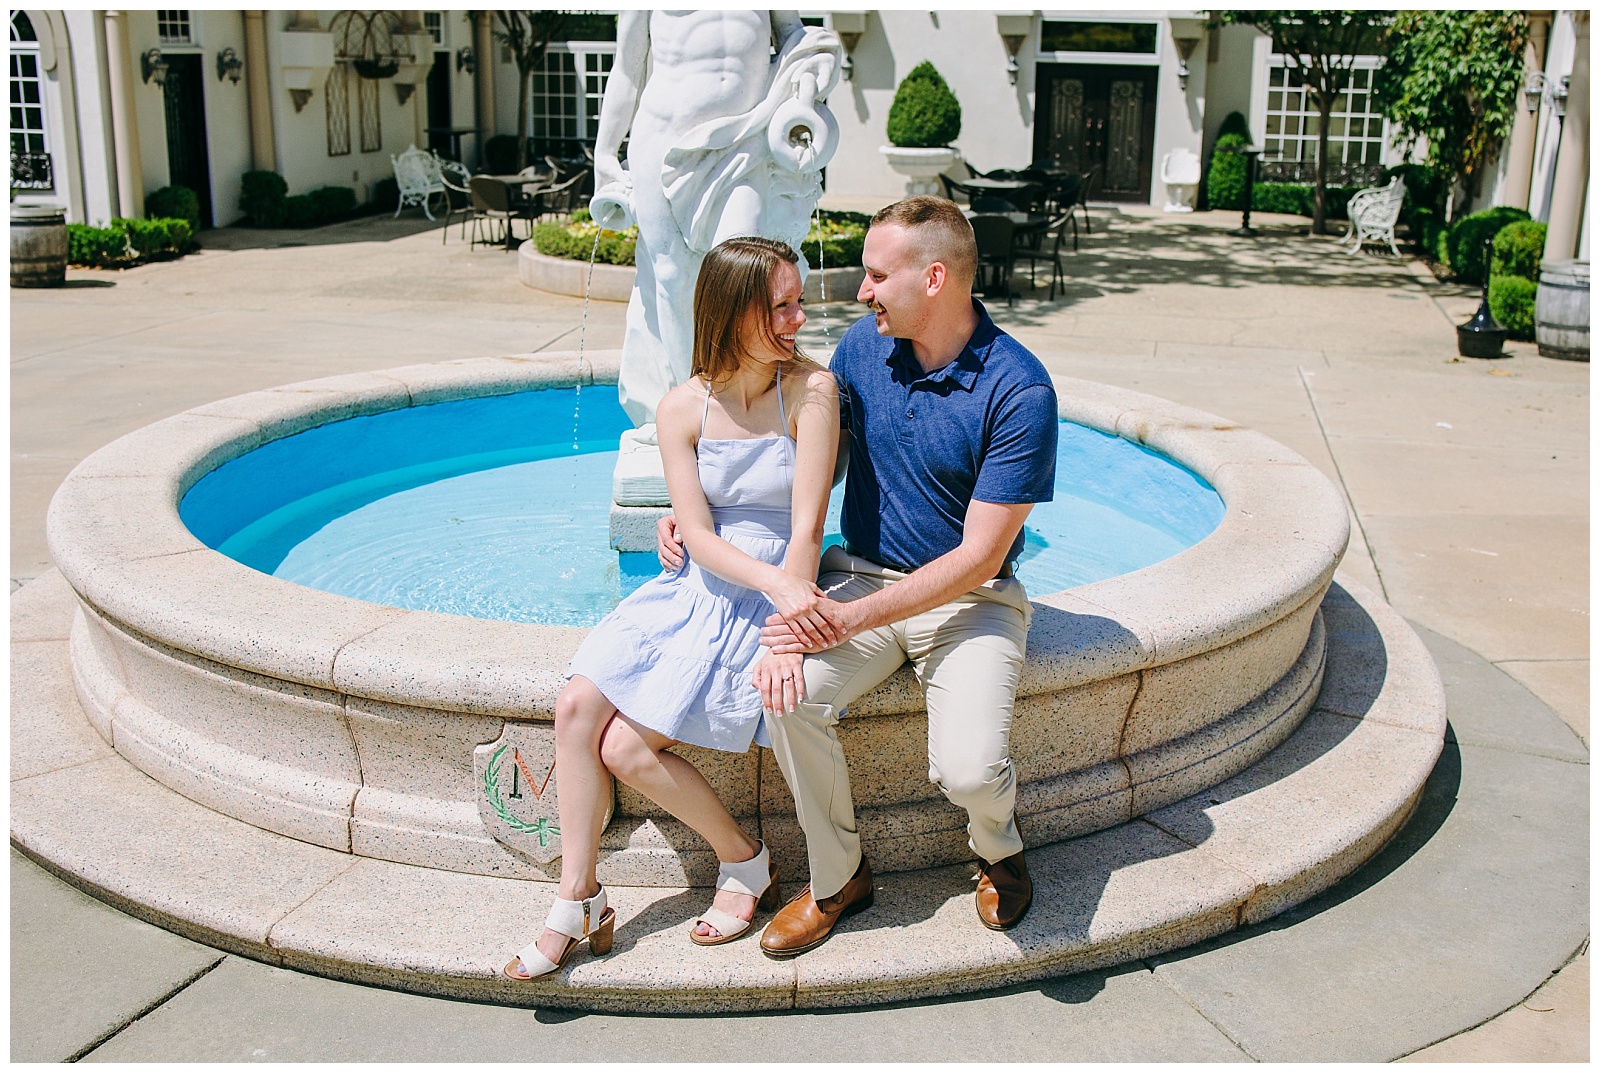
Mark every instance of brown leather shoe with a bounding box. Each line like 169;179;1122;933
759;857;874;958
976;851;1032;930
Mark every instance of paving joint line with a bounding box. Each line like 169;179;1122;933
65;954;226;1062
1297;366;1389;604
1141;958;1261;1061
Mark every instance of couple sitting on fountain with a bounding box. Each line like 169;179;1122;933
504;197;1059;981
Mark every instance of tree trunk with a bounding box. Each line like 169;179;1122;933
516;66;532;171
1313;91;1333;235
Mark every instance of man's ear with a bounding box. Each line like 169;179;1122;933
925;260;948;297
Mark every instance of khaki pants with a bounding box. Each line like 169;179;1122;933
766;546;1032;900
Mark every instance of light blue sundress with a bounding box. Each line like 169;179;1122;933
567;377;795;752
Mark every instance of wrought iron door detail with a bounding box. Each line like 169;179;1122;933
1046;79;1084;171
325;64;351;156
1105;79;1144;192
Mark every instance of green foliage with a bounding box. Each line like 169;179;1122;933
1217;110;1253;142
309;185;358;220
66;223;130;267
1249;182;1355;220
239;170;288;228
485;134;519;175
66;217;192;267
145;185;201;232
1374;11;1528;216
282;194;321;228
1207;133;1250;210
805;210;870;271
369;176;399;211
1407;207;1448;260
1383;162;1448;221
886;61;962;148
1491;220;1547;282
532;214;639;265
1488;274;1538;340
1446;206;1531;284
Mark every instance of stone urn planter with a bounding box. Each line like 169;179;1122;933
880;146;959;198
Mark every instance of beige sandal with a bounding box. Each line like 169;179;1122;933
690;842;780;947
503;888;615;981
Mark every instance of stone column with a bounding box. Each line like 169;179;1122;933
1544;13;1589;262
1502;12;1552;211
474;11;495;168
243;11;276;172
103;10;143;218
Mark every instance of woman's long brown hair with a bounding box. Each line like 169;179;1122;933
691;236;810;386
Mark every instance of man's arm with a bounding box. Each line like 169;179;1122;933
760;499;1034;654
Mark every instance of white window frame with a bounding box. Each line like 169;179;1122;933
156;10;193;46
1255;52;1396;172
530;41;615;150
9;12;51;191
1036;17;1162;66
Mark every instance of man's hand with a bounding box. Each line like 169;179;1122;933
760;597;860;654
656;514;684;572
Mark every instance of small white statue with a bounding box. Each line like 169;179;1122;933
590;10;842;431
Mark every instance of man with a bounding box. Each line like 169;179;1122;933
659;196;1058;955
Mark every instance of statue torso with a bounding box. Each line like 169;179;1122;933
636;11;775;133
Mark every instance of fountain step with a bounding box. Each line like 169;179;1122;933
11;569;1444;1013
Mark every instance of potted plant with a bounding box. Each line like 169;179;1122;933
880;61;961;196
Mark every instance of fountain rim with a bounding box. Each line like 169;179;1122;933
45;350;1350;719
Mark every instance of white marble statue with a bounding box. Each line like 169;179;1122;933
590;10;842;434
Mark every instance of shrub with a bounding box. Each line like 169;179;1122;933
66;223;130;267
886;61;961;148
369;176;399;211
309;185;358;221
1207;132;1250;210
532;214;638;265
1445;205;1531;284
282;194;322;228
239;169;288;227
1491;220;1547;282
1217;110;1253;143
1406;206;1448;260
485;134;519;175
1384;162;1448;226
1248;182;1354;220
1488;274;1538;340
145;184;201;232
117;216;191;258
803;211;869;273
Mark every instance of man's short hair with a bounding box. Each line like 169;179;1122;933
870;196;977;289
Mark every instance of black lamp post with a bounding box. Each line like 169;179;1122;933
1231;145;1261;238
1457;239;1509;358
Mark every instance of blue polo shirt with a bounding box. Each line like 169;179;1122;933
831;300;1057;572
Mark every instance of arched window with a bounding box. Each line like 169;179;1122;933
10;10;53;190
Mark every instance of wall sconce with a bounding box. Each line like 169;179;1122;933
1169;17;1205;92
1551;74;1569;118
288;88;313;112
1522;71;1546;112
995;13;1033;86
140;48;168;86
216;46;243;84
830;12;866;82
456;46;475;76
395;83;416;105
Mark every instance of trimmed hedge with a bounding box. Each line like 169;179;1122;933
533;209;639;265
1488;274;1538;340
1207;132;1250;210
1248;182;1355;221
1444;206;1531;284
886;61;961;148
239;169;288;227
369;176;400;212
66;217;193;268
145;184;201;232
803;210;869;271
1491;219;1546;282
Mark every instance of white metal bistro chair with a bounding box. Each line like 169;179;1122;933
391;144;445;220
1342;175;1405;257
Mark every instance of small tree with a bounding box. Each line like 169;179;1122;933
493;11;570;171
1373;10;1529;222
1216;11;1393;234
886;62;962;149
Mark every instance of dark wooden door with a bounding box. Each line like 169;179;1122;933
161;53;212;226
1033;63;1158;202
426;50;452;157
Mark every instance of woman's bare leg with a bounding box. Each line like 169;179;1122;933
599;714;764;937
528;675;617;967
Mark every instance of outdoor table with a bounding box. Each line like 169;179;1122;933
482;175;551;250
963;208;1052;246
961;176;1042;210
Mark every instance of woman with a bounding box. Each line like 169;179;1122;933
504;236;840;981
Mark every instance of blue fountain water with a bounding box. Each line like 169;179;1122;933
181;388;1224;627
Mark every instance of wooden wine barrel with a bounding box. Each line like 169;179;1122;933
10;205;68;288
1535;259;1590;361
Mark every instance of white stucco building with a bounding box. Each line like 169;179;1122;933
9;9;1588;259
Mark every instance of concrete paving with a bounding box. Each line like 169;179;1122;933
10;203;1588;1060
